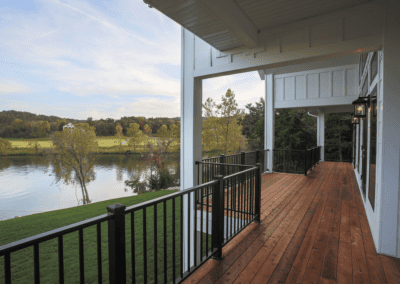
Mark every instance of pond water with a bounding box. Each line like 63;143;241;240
0;154;180;221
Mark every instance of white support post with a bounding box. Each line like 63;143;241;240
317;112;325;161
378;1;400;258
181;28;203;271
265;74;274;172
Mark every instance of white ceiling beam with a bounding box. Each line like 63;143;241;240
197;0;258;48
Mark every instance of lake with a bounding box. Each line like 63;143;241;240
0;154;180;221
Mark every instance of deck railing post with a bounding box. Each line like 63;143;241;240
220;154;225;176
212;175;224;260
255;149;259;165
107;203;127;284
255;163;262;223
241;151;245;166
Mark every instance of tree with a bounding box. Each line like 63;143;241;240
170;121;180;151
127;123;146;152
0;138;12;155
240;97;265;149
115;123;124;149
143;124;152;136
325;113;352;161
203;89;245;154
57;119;67;131
27;139;42;155
274;109;316;150
156;123;179;153
75;123;96;134
48;125;99;205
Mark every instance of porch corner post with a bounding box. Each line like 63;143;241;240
255;163;262;223
265;73;275;173
317;111;325;161
212;175;224;260
107;203;126;284
181;28;202;271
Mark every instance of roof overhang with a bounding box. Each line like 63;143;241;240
145;0;376;51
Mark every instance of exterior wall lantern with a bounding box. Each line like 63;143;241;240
370;96;377;117
351;115;360;124
352;96;369;118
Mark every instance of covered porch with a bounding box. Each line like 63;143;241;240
184;162;400;283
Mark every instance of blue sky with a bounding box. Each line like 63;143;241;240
0;0;263;120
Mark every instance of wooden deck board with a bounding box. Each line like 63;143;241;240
183;162;400;284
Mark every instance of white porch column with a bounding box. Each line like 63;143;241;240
378;1;400;258
264;74;274;172
317;112;325;161
181;28;203;271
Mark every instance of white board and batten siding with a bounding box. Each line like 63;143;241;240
273;65;358;109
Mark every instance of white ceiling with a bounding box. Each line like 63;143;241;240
145;0;373;51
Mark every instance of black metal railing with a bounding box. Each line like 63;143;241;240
273;147;321;176
201;149;269;175
324;146;352;162
304;146;321;175
0;165;261;284
273;149;306;174
0;212;113;284
197;162;251;182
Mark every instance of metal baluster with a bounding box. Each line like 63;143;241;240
172;198;176;283
225;179;228;242
34;243;40;284
58;236;64;284
143;208;147;284
201;187;204;262
164;201;167;284
230;175;233;239
180;195;183;279
194;192;197;267
5;253;11;284
154;205;157;283
188;193;191;272
206;185;209;257
131;213;135;284
79;228;84;284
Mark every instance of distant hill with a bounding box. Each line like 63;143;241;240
0;110;85;125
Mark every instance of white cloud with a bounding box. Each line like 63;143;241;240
203;72;264;112
0;80;33;94
0;0;181;98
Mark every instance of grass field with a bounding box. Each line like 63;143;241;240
0;190;211;284
6;136;179;155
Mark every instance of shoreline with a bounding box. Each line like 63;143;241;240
0;186;180;221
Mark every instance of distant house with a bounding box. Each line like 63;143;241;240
63;123;75;131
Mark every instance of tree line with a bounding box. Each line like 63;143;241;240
0;110;180;139
1;89;352;158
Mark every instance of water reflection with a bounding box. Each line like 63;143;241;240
0;154;180;220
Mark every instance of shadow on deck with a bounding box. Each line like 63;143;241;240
184;162;400;284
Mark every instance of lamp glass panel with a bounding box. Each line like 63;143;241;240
371;52;378;81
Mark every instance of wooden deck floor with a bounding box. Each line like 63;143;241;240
184;162;400;284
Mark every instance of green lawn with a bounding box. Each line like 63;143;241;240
0;191;212;284
5;136;180;155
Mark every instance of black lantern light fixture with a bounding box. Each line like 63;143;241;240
351;115;360;124
352;96;369;118
371;96;377;117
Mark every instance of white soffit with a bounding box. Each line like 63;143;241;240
145;0;375;51
257;55;359;80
